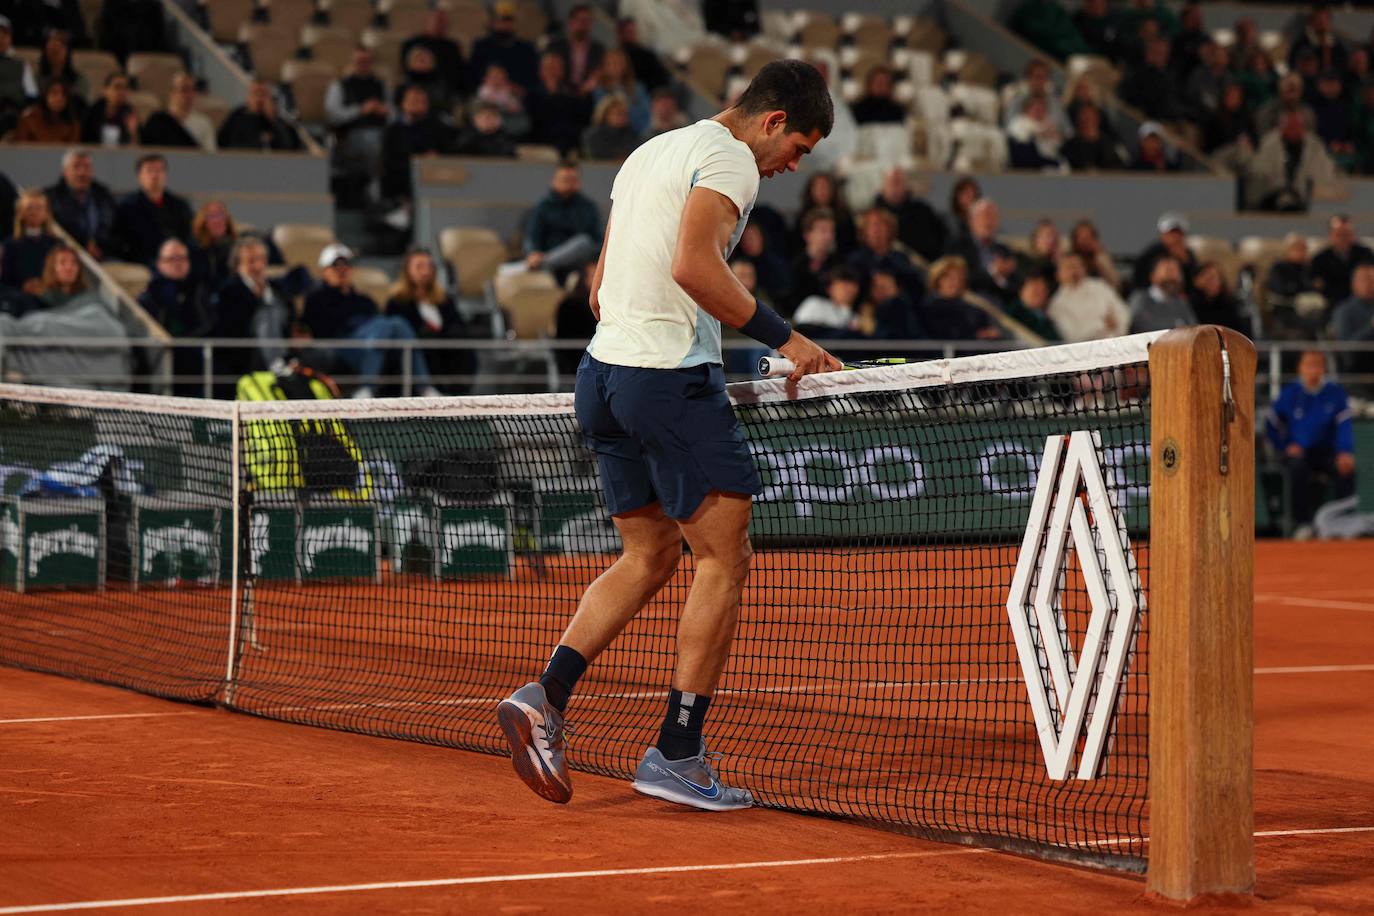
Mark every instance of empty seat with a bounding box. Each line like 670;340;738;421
448;0;490;50
737;41;779;79
304;26;357;72
912;86;951;124
127;52;184;99
495;270;561;339
903;17;945;53
272;223;338;274
126;90;160;123
680;42;730;100
325;0;376;32
838;46;887;84
843;13;892;53
383;0;428;35
194;95;232;131
351;265;393;305
103;262;152;300
205;0;258;43
71;50;120;103
512;0;547;43
854;123;912;165
515;144;560;163
949;83;999;124
794;12;839;50
240;24;299;83
439;226;508;299
362;28;405;69
283;59;337;123
263;0;317;36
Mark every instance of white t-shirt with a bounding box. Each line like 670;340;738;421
588;119;759;369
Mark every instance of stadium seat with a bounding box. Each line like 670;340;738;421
838;46;887;84
515;144;560;163
912;86;951;124
1066;55;1121;95
854;123;912;167
103;262;152;300
512;0;547;43
126;90;160;123
440;226;508;299
794;12;840;51
680;42;730;100
272;223;338;275
11;46;39;71
949;50;998;89
282;59;337;123
902;17;945;53
448;0;490;50
204;0;258;43
736;42;780;79
896;48;938;86
240;24;299;83
126;53;184;100
949;119;1007;172
325;0;377;33
351;265;393;305
303;25;356;71
363;28;405;69
263;0;317;37
843;13;892;53
495;271;561;339
1237;236;1287;309
194;95;232;131
71;50;120;103
949;83;1000;125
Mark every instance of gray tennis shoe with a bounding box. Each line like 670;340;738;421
496;682;572;804
631;744;753;811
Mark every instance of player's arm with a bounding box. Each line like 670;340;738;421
671;187;840;380
587;207;612;321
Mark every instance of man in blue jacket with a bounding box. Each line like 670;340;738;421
520;163;603;280
1265;349;1357;536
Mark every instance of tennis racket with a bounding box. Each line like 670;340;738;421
757;356;912;378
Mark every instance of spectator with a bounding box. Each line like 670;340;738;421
0;171;13;241
520;163;602;279
38;29;87;107
325;48;390;205
1069;219;1120;288
1006;93;1064;170
1004;59;1070;136
0;15;37;132
3;189;58;292
1001;271;1061;341
873;166;946;263
301;243;441;399
475;63;528;136
1244;111;1338;212
974;242;1023;307
733;223;790;306
30;243;90;308
797;171;855;254
140;71;216;149
1062;103;1125;170
400;10;467;101
399;44;454;116
589;49;650;135
1255;73;1315;136
218;80;303;151
13;79;79;142
851;65;905;125
615;17;671;94
190;200;238;292
946;197;1001;290
946;176;982;241
1330;263;1374;391
526;51;591;154
868;267;921;340
702;0;759;42
1119;37;1188;122
1230;18;1260;75
211;235;292;380
1265;350;1356;537
1290;5;1347;75
46;148;116;258
848;207;924;302
380;84;457;220
787;208;838;314
1170;2;1208;79
1310;70;1355;166
1202;82;1257;161
1128;255;1196;332
1347;48;1370;95
581;94;639;160
1268;232;1320;306
1048;253;1130;341
1312;214;1374;305
1027;219;1061;277
109;153;193;265
920;256;1000;341
1184;40;1231;115
792;265;866;338
548;3;604;93
1187;261;1249;334
469;0;540;96
645;87;687;137
80;71;138;145
454;99;517;157
1354;80;1374;175
1237;47;1279;114
1133;212;1197;291
1008;0;1090;60
140;238;210;391
385;247;479;393
1131;121;1179;171
1074;0;1114;56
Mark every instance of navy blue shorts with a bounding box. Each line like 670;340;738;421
574;353;762;521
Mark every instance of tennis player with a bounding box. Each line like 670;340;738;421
498;60;840;810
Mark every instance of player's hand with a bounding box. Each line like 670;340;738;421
1336;452;1356;476
778;331;842;381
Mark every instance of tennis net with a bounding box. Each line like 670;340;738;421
0;333;1161;870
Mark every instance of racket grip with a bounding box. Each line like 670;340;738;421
758;356;795;378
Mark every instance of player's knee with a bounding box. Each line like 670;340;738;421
628;537;680;584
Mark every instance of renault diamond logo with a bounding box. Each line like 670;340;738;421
1005;431;1143;781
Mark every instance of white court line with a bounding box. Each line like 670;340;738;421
1254;594;1374;613
0;712;201;725
3;826;1371;914
1255;664;1374;675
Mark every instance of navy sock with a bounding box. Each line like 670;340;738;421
538;645;587;713
656;688;712;761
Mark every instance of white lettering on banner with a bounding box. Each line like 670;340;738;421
0;509;18;559
549;510;620;554
440;521;507;566
301;521;372;572
142;520;215;581
751;445;924;518
979;440;1039;496
27;524;98;577
249;512;270;576
1004;431;1143;781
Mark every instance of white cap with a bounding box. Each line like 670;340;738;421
1156;212;1189;234
317;242;355;268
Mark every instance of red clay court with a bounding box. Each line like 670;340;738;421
3;538;1372;914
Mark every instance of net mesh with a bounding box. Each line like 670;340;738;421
0;337;1154;870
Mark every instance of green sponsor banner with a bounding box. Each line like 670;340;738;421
249;504;298;582
538;490;620;554
436;505;512;578
0;498;105;591
133;504;228;588
299;504;377;582
740;415;1149;542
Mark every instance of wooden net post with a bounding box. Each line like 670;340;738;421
1147;326;1255;899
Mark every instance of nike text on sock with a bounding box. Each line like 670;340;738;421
657;688;712;760
538;645;588;713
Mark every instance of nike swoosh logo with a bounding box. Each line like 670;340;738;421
655;762;721;800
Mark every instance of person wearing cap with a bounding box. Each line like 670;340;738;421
1132;211;1196;291
469;1;540;96
1127;255;1197;333
109;154;194;266
1130;121;1178;172
0;15;38;134
301;244;441;399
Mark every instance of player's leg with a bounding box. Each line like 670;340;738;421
630;491;755;811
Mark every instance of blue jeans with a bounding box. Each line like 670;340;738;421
340;315;432;388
